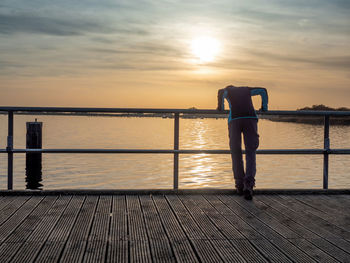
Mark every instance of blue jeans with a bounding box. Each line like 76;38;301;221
228;118;259;190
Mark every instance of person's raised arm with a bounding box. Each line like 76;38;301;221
217;88;225;111
250;87;268;111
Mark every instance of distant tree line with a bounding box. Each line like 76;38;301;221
298;104;350;111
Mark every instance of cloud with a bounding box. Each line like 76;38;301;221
91;42;182;55
249;50;350;69
0;13;113;36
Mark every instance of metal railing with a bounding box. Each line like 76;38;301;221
1;106;350;190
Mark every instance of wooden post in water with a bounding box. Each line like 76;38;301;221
26;120;43;189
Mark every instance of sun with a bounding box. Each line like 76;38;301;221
191;36;220;63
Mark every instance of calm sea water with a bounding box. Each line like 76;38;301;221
0;115;349;189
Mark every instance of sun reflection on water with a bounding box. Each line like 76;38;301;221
180;119;232;188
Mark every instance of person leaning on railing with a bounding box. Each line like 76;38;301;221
217;85;268;200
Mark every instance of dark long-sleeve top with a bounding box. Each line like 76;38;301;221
217;85;268;123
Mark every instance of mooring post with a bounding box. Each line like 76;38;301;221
26;120;43;189
7;111;14;190
323;115;330;189
173;113;179;190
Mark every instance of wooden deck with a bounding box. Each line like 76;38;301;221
0;194;349;262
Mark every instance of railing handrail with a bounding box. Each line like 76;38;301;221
1;107;350;191
1;106;350;116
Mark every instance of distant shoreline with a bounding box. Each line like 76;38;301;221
262;115;350;125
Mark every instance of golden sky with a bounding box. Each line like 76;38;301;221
1;0;349;109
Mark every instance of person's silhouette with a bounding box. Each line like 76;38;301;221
217;85;268;200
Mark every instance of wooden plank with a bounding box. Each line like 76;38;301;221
167;195;231;262
317;195;350;236
139;195;171;240
176;196;266;262
218;195;315;262
60;195;98;262
126;195;148;241
126;195;152;262
34;195;85;263
129;241;151;263
293;195;350;230
191;239;224;263
83;195;112;263
84;240;108;263
0;196;57;263
267;237;316;263
178;195;226;240
230;239;268;263
299;195;350;215
170;240;199;263
262;195;350;262
204;195;263;240
9;195;72;263
110;195;127;241
107;196;127;263
256;195;341;262
149;239;176;263
326;194;350;206
152;195;187;241
0;242;22;263
206;196;312;262
217;195;289;240
1;193;347;263
249;238;292;262
211;240;246;263
152;195;199;262
280;195;350;242
107;240;128;263
288;239;338;263
87;196;112;241
0;196;43;243
188;195;246;240
0;196;17;211
260;197;350;255
64;195;99;242
192;196;291;262
310;238;350;262
233;195;301;239
9;241;41;263
60;240;88;263
171;194;258;262
0;196;30;226
111;195;127;215
44;195;85;242
254;195;320;239
34;241;65;263
3;196;57;243
25;196;72;242
165;195;207;240
140;195;175;262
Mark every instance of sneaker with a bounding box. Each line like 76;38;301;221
236;187;244;196
244;189;253;200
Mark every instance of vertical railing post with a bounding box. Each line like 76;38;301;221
173;113;179;190
7;111;14;190
323;115;330;189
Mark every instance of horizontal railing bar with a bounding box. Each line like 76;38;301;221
1;107;350;116
330;149;350;154
1;148;349;154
